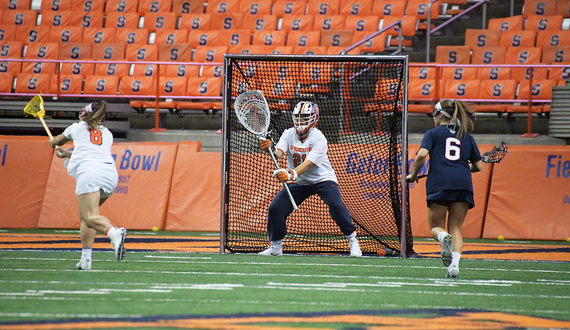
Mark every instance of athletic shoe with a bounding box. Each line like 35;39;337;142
111;227;127;261
258;245;283;256
349;237;362;257
76;258;91;270
446;264;459;278
441;233;453;266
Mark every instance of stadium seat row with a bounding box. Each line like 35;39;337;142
410;65;570;82
465;29;570;48
436;45;570;65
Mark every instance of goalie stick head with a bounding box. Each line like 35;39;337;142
292;101;319;142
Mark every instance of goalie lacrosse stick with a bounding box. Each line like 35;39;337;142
23;94;62;155
412;142;508;181
234;90;298;211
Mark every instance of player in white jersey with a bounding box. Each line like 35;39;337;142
258;101;361;257
49;101;127;270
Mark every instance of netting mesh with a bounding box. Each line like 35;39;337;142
222;55;414;256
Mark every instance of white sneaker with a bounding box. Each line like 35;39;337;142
349;237;362;257
111;227;127;261
258;245;283;256
441;233;453;266
446;264;459;278
76;258;91;270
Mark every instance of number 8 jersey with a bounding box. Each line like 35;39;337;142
276;127;337;185
63;121;115;178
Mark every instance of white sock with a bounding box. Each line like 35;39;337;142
107;227;117;240
81;248;92;260
437;231;449;243
271;240;282;248
347;231;357;240
451;252;461;267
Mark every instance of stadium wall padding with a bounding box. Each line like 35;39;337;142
1;136;569;241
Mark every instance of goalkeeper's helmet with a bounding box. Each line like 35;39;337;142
292;101;319;142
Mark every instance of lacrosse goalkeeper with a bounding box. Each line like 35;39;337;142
259;101;361;257
48;101;127;270
407;99;483;278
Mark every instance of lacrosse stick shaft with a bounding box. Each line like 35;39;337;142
39;117;54;139
268;149;298;211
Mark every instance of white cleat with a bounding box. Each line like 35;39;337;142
446;264;459;278
349;237;362;257
258;245;283;256
441;233;453;266
111;227;127;261
76;258;92;270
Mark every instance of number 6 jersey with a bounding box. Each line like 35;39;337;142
276;127;337;185
63;121;115;178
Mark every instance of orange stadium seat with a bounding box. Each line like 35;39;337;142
209;13;243;30
0;41;22;75
242;14;278;31
59;42;94;76
74;11;104;28
157;76;188;97
187;30;220;48
298;62;332;84
115;28;149;45
326;45;361;54
120;75;156;95
471;46;507;64
186;76;222;97
286;30;321;47
105;0;139;13
477;66;512;80
443;79;481;99
381;16;418;37
49;26;83;43
269;45;295;54
536;30;570;47
193;46;227;63
307;0;341;16
179;13;211;31
524;14;563;31
406;0;440;20
39;10;73;27
94;62;130;77
372;0;407;18
72;0;105;12
0;25;16;41
132;63;161;77
352;31;386;52
262;76;296;99
516;79;557;102
143;12;177;32
409;65;438;80
154;29;189;44
22;42;59;74
344;16;380;32
293;45;327;54
479;79;517;101
83;75;119;95
228;44;268;54
505;46;542;63
272;1;308;17
280;14;315;31
499;30;537;47
408;79;441;102
83;27;116;44
40;0;72;12
548;63;570;80
239;0;272;16
541;45;570;63
138;0;172;15
0;72;14;93
4;10;37;27
217;29;252;47
313;15;346;31
164;63;200;78
441;67;478;81
15;25;50;45
487;15;524;32
258;61;298;80
435;45;471;64
91;43;126;61
2;0;31;10
205;0;239;14
158;43;192;62
511;66;548;83
50;74;83;95
556;0;570;17
201;64;223;79
59;61;94;76
252;30;287;46
105;12;140;29
172;0;205;15
523;0;557;18
464;29;500;48
320;29;353;47
339;0;373;16
15;73;51;94
125;44;158;61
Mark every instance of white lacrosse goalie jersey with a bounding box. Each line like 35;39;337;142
63;121;115;178
275;127;337;185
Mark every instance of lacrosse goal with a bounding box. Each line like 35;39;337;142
221;54;414;257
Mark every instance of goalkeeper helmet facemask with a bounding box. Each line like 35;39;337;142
292;101;319;142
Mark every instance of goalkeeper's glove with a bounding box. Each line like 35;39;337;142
259;137;272;152
273;168;298;182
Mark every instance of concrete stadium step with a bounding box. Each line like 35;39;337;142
127;129;222;152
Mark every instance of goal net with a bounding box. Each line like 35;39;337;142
221;54;414;257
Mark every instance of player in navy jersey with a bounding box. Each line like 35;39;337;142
49;101;127;270
406;99;483;278
258;101;361;257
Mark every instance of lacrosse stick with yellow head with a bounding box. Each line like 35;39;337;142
23;94;63;156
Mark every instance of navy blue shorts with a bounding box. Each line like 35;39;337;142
427;189;475;209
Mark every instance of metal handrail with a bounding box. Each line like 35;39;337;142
342;20;403;55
